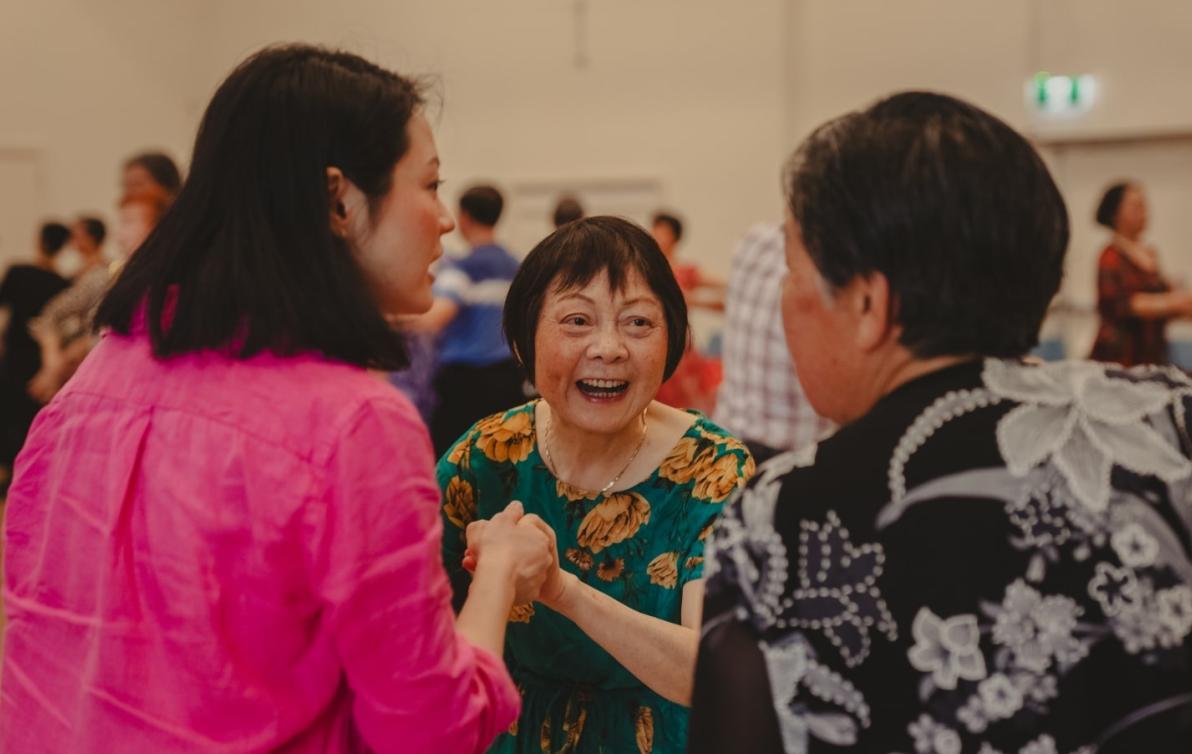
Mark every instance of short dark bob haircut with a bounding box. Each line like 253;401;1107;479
459;184;504;227
503;216;688;384
785;91;1070;359
1094;180;1134;230
96;44;427;370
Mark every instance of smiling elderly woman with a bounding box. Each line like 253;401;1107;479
689;92;1192;754
438;216;755;754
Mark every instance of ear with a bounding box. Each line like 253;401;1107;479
850;271;899;352
326;167;352;238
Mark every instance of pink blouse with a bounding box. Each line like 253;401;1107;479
1;331;518;752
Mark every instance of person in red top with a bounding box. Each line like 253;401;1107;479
1089;180;1192;366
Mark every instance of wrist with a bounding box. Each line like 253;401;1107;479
542;570;580;612
470;551;518;597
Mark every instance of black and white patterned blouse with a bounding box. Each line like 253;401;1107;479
690;360;1192;754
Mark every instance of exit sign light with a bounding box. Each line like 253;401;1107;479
1026;72;1098;115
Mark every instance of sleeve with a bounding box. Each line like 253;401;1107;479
436;427;482;613
689;618;785;754
433;263;472;307
688;482;786;754
681;433;755;584
1096;249;1134;320
313;397;518;754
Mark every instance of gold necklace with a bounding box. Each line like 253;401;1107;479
542;404;649;497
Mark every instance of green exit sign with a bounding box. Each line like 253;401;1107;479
1027;72;1097;114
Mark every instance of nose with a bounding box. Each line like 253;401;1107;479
439;201;456;235
586;323;629;362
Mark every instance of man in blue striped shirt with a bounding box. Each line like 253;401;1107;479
417;184;527;455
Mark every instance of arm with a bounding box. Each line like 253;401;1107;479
542;572;702;706
1128;289;1192;319
319;399;524;754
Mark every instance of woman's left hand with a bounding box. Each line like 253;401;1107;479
463;514;576;607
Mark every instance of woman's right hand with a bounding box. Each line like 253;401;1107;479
466;501;553;605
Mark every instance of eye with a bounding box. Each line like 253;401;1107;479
428;178;444;193
562;314;590;327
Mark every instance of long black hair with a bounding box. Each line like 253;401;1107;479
96;44;427;369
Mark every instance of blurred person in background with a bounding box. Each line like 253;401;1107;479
1089;180;1192;367
2;44;551;754
70;215;107;269
651;210;722;413
122;150;183;200
27;190;170;402
552;193;585;228
412;183;526;456
0;221;71;493
713;223;833;465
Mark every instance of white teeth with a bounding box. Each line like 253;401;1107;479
580;379;628;389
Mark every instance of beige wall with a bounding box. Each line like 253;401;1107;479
0;0;201;267
3;0;1191;351
193;0;790;274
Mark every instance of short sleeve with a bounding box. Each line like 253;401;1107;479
433;264;471;307
313;396;518;754
681;426;755;584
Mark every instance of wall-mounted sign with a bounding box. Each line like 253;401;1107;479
1026;72;1098;115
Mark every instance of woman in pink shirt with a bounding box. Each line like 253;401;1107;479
1;45;552;753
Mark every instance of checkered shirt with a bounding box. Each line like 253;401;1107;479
713;223;833;452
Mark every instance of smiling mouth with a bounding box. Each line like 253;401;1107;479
576;379;629;398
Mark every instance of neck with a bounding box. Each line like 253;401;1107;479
1114;230;1143;245
842;350;974;424
467;228;497;247
540;401;648;493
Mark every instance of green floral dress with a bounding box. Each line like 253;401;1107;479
437;401;755;754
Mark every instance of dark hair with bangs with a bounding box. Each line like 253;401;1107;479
39;222;71;257
503;216;688;384
95;44;427;370
1094;181;1133;230
785;90;1069;359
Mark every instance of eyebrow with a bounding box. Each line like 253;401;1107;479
555;292;660;309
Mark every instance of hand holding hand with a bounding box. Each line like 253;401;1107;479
465;501;553;605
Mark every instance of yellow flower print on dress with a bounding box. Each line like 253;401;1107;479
556;479;597;502
476;411;535;464
698;521;715;541
576;492;651;553
692;453;746;502
509;603;535;623
446;434;473;466
635;706;654;754
647;552;680;589
442;476;476;529
565;548;594;572
658;437;701;485
685;556;704;570
596;558;625;582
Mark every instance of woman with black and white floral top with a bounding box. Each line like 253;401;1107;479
690;91;1192;754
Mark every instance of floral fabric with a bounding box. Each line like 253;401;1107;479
438;401;754;753
693;360;1192;754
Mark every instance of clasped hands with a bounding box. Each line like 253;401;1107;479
462;501;574;608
